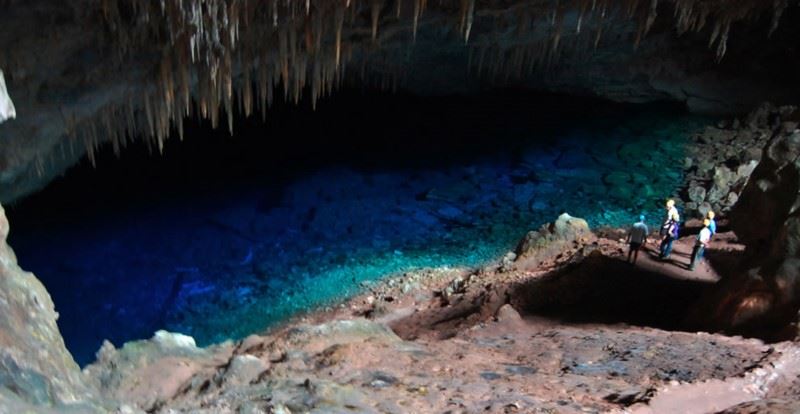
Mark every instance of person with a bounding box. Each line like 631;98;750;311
659;216;678;259
664;199;680;223
690;219;712;270
659;199;680;260
707;210;717;238
627;215;649;264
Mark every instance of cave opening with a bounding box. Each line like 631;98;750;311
6;88;707;366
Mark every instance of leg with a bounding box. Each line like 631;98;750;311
689;245;701;270
627;245;634;263
663;236;675;259
633;245;640;264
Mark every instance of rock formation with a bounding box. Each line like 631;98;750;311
679;106;775;218
0;203;102;412
687;107;800;339
1;1;800;202
715;108;800;335
0;70;14;124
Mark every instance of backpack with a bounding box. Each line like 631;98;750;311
660;219;679;238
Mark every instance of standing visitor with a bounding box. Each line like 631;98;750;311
627;215;649;264
707;210;717;238
690;219;712;271
659;199;680;260
664;199;680;223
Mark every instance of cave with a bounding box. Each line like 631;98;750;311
7;89;702;366
1;1;800;413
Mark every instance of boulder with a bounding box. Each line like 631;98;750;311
688;185;707;204
515;213;591;266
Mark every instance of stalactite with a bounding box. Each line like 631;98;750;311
371;0;382;41
412;0;420;41
464;0;475;43
67;0;789;171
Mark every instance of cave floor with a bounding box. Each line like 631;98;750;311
88;229;800;414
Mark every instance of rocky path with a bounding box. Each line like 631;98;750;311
630;229;742;284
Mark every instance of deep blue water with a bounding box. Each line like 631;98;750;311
6;92;708;366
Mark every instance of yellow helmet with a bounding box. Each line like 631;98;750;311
707;211;715;219
703;219;711;227
666;199;675;208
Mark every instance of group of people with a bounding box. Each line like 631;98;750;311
625;199;717;271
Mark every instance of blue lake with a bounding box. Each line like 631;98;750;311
6;93;708;365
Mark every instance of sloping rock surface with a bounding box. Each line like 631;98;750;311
0;203;101;412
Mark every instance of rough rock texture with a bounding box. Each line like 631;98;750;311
0;203;101;412
1;1;800;202
689;109;800;338
72;214;800;414
514;212;591;268
678;103;790;219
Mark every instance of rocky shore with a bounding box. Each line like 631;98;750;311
1;104;800;413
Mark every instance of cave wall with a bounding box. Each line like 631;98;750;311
690;107;800;338
0;202;103;411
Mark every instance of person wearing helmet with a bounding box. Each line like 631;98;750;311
627;215;649;264
664;200;680;221
690;219;712;271
707;210;717;238
659;199;680;259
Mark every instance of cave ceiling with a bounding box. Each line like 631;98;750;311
1;0;799;202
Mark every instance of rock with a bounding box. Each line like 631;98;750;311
603;387;655;406
0;203;102;411
153;330;198;350
723;192;739;208
515;213;591;268
268;403;293;414
688;185;707;203
713;166;736;190
0;70;14;124
692;117;800;334
223;355;268;386
698;202;714;218
706;183;728;204
495;304;523;323
735;160;759;187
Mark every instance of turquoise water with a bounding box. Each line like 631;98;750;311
8;99;708;366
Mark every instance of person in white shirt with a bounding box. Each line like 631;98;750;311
665;199;680;223
690;219;712;271
627;215;649;264
659;200;681;260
